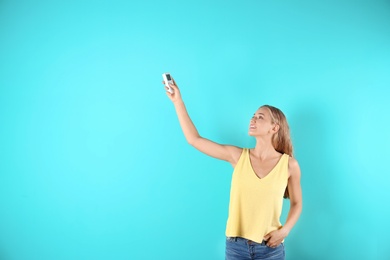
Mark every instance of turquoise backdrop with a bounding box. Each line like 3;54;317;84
1;0;389;259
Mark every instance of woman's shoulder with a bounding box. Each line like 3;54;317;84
287;156;301;177
287;156;299;166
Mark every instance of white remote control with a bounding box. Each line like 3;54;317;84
162;73;174;94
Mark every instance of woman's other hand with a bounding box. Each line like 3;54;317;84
263;228;289;248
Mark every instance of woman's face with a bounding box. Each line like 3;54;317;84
248;107;276;136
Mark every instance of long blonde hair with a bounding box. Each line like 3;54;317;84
261;105;293;199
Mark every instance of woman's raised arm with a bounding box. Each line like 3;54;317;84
164;78;241;166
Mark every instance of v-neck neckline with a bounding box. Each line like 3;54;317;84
248;149;284;180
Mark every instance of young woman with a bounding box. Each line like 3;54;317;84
164;78;302;260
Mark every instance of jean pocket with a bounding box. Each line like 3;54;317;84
266;242;283;249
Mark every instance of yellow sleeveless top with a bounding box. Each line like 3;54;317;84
225;148;289;243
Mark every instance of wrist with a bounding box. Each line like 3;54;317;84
173;99;184;106
280;226;291;236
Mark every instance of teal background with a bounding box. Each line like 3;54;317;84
1;0;389;259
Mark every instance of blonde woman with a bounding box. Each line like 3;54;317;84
164;78;302;260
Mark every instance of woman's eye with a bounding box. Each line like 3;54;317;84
252;116;263;120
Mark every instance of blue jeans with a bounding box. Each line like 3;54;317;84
225;237;285;260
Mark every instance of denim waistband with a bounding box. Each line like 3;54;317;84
226;236;268;245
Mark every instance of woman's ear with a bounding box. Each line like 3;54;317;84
272;124;280;133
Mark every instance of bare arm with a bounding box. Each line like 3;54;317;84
164;78;241;165
264;157;302;247
282;157;303;234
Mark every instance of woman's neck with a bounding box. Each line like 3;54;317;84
252;138;279;160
